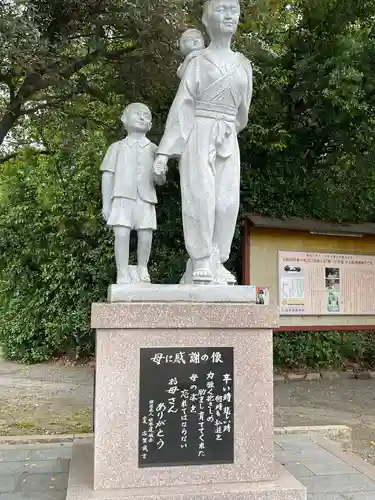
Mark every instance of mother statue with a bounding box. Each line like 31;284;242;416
153;0;253;284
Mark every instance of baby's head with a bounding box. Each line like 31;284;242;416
121;103;152;134
179;28;205;57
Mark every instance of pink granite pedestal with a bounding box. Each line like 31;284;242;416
66;285;306;500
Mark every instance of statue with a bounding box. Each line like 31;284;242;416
101;103;166;285
177;28;206;80
153;0;253;285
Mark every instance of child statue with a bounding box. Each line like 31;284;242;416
177;28;206;79
100;103;166;285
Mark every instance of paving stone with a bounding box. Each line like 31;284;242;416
275;436;321;450
285;462;316;477
275;448;339;463
0;435;373;499
300;474;375;494
26;445;72;461
0;459;69;474
0;473;18;492
0;448;28;463
19;472;69;491
303;460;361;476
307;495;346;500
0;492;67;499
344;493;375;500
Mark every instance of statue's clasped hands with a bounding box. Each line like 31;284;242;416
153;154;168;177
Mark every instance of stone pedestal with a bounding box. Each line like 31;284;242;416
66;285;306;500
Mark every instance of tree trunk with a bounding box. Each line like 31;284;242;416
0;105;22;148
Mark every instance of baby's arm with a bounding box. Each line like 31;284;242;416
177;50;202;79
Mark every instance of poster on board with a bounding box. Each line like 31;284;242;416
278;251;375;316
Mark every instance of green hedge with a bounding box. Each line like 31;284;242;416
274;331;375;370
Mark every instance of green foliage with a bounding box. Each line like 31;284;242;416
0;142;113;362
239;0;375;221
0;0;375;362
0;0;180;155
274;332;375;370
0;135;184;362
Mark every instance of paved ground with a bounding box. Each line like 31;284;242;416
274;434;375;499
275;379;375;464
0;442;70;499
0;359;374;464
1;436;375;499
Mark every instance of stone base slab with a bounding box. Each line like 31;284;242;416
92;304;276;488
107;284;270;304
66;440;307;500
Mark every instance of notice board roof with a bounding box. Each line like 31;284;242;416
244;213;375;237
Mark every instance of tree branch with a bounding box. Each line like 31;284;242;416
0;44;136;148
19;80;108;116
0;149;55;165
19;91;80;115
19;102;57;115
77;82;109;104
61;110;117;131
0;72;16;100
56;44;137;79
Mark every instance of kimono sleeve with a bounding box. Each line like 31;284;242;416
100;142;119;173
236;57;253;134
157;57;199;158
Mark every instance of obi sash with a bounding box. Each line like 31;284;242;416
194;56;242;166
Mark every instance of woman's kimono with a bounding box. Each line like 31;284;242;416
158;49;252;263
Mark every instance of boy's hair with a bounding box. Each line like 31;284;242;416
179;28;205;56
121;103;152;131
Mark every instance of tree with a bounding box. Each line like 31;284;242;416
0;0;181;163
1;0;375;362
239;0;375;222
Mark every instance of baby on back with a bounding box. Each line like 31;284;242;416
177;28;205;79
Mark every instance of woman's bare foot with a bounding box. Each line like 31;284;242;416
191;258;213;284
192;268;213;283
192;268;213;282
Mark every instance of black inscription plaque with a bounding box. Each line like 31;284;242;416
138;347;234;467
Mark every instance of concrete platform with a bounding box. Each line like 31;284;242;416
1;434;375;498
107;284;270;304
65;439;306;500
